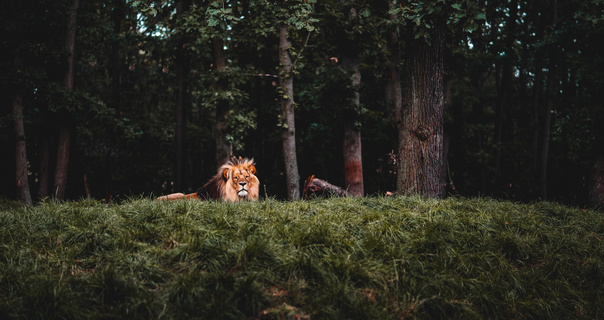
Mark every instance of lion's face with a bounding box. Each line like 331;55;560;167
222;160;259;201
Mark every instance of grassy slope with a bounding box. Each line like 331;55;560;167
0;196;602;319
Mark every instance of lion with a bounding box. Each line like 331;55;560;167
157;156;259;202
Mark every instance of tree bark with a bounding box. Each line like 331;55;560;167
54;0;79;200
279;23;300;200
13;91;32;205
539;0;558;199
397;21;446;198
174;0;191;190
38;135;50;198
388;2;403;188
590;156;604;208
341;6;364;197
212;37;232;166
388;4;402;125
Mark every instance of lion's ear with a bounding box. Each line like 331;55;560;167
223;168;230;180
249;165;256;175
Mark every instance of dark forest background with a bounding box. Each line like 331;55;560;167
1;0;603;205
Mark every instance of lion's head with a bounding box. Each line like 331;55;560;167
220;157;260;201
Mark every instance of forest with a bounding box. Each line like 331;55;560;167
1;0;603;206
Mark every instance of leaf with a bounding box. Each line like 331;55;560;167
475;12;487;20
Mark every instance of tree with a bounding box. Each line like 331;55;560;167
12;81;32;205
341;3;364;197
206;0;236;166
278;22;301;200
275;0;317;200
390;2;447;198
54;0;80;200
173;0;191;191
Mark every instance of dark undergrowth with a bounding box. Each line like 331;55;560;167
0;196;602;319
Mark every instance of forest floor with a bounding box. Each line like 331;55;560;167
1;196;602;319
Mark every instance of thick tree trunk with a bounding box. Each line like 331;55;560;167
54;0;79;200
13;91;32;205
279;23;300;200
397;22;446;198
213;37;232;166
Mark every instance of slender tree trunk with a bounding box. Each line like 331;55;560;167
213;37;232;166
539;0;558;199
590;156;604;208
397;21;446;198
279;23;300;200
54;0;79;200
111;0;123;110
532;66;543;171
493;0;517;187
341;6;363;197
38;135;49;198
174;57;185;190
341;55;363;196
389;2;403;186
13;91;32;205
174;0;190;190
54;126;71;199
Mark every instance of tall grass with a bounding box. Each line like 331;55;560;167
1;196;602;319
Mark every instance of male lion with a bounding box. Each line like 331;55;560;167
157;156;259;202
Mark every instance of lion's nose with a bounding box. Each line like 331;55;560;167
239;182;247;187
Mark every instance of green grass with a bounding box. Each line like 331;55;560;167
1;196;602;319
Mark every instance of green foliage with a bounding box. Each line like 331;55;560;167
1;197;602;319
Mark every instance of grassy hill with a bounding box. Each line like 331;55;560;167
1;196;602;319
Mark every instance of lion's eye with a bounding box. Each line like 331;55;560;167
233;177;238;181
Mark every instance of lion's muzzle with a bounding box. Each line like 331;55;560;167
237;182;249;197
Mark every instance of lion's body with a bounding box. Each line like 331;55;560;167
157;157;259;202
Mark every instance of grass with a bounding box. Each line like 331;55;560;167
0;196;602;319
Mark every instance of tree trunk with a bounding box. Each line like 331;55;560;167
340;56;363;197
388;4;402;123
539;0;558;200
397;21;446;198
590;156;604;208
388;2;402;187
111;0;123;110
343;122;363;196
13;91;32;205
38;135;50;198
54;0;79;200
213;37;232;166
279;23;300;200
174;0;190;190
493;0;517;187
341;6;364;197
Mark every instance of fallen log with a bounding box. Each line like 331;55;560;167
303;175;349;199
